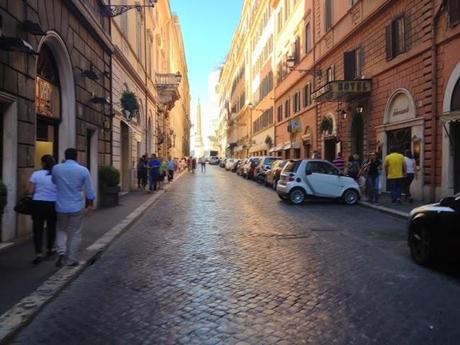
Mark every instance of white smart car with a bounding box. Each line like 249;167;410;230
277;159;360;205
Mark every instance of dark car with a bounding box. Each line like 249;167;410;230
219;158;227;168
236;159;247;176
243;157;261;179
254;156;282;184
407;193;460;265
265;159;288;189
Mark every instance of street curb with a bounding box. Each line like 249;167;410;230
359;201;410;219
0;172;186;344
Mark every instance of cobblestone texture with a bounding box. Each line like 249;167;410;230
9;167;460;345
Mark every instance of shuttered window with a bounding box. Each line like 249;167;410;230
344;48;364;80
325;0;332;31
448;0;460;26
303;82;312;108
386;15;407;60
305;23;312;53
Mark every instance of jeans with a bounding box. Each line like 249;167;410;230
388;178;403;203
31;201;57;255
405;173;415;199
149;173;159;191
366;175;380;203
56;210;84;264
200;163;206;172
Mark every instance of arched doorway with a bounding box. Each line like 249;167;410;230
120;121;130;192
451;79;460;193
350;113;364;159
37;32;76;162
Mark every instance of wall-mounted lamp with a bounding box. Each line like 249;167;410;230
356;106;364;114
22;20;46;36
286;56;322;77
90;95;110;105
0;35;37;55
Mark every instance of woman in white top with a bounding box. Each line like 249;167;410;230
28;155;57;264
404;149;417;203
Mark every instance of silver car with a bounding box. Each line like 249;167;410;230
277;159;361;205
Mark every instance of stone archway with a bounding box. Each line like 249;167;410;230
350;113;364;159
37;31;76;161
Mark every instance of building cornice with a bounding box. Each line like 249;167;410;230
65;0;114;53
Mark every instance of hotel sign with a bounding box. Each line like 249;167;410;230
36;76;61;119
312;79;372;102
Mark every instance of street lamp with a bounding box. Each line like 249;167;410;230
101;0;158;17
286;56;321;77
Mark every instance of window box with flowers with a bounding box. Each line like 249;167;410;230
120;90;140;120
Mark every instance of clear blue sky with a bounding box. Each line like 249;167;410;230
170;0;244;109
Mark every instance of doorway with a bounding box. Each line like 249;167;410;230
452;122;460;194
120;122;130;192
351;113;364;159
324;139;336;162
387;127;411;154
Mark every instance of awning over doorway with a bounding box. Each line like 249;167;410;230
441;111;460;122
312;79;372;102
282;142;291;150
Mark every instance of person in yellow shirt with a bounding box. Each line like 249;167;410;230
384;146;407;203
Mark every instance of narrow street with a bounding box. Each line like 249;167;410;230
7;166;460;345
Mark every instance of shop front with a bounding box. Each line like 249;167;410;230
441;63;460;196
376;88;425;200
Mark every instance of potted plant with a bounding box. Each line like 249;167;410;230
0;181;7;237
120;90;140;120
320;116;333;134
265;135;273;149
99;165;120;207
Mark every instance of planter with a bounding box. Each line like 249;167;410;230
100;186;120;208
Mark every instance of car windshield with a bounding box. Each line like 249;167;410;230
263;158;278;165
283;160;300;173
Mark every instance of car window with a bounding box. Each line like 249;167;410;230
284;160;300;173
310;162;339;175
263;158;278;165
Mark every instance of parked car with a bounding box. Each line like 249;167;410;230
265;159;288;190
225;158;236;171
236;159;248;176
219;158;227;168
209;156;220;165
233;159;244;173
407;193;460;265
277;159;360;205
254;156;282;184
243;157;261;179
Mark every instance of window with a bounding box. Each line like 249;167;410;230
305;23;312;53
448;0;460;26
325;0;332;31
136;12;143;61
386;15;406;59
309;161;338;175
294;91;301;113
277;105;283;122
303;82;312;108
285;99;291;118
277;10;283;32
344;48;364;80
293;36;300;64
121;0;128;36
326;65;335;82
351;0;359;6
285;0;290;20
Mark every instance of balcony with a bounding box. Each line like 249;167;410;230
155;72;182;111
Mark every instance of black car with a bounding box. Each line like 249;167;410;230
407;193;460;265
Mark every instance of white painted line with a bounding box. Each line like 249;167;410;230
359;201;409;218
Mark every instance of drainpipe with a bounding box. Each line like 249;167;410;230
430;2;444;202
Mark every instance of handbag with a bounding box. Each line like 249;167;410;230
14;196;33;215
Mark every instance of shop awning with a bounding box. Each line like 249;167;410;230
441;111;460;122
292;142;301;149
312;79;372;102
282;142;291;150
270;145;283;152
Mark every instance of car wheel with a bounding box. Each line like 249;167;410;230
342;189;359;205
409;221;433;266
289;188;305;205
256;175;264;184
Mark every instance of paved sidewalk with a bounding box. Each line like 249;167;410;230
0;189;154;315
360;192;427;218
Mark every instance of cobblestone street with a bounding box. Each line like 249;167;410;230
9;167;460;345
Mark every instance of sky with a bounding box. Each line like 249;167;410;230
170;0;244;146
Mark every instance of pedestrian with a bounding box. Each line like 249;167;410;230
137;156;148;191
148;154;161;192
384;146;406;204
311;150;321;159
333;152;346;173
362;152;382;204
28;154;57;264
404;149;416;203
191;157;197;174
167;157;176;182
52;148;96;267
345;154;360;180
187;156;192;172
160;158;168;188
199;156;206;173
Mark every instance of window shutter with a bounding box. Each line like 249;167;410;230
449;0;460;26
344;51;356;80
385;24;394;60
358;47;365;77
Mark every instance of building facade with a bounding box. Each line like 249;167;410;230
0;0;112;241
219;0;460;201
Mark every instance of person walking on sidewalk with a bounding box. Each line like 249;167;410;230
191;157;197;174
199;156;206;173
362;152;382;204
167;157;176;182
28;155;57;264
159;158;168;189
52;148;96;267
148;154;161;192
333;152;346;174
136;156;148;191
384;146;406;204
404;149;417;203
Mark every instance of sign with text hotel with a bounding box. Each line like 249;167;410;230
312;80;372;102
